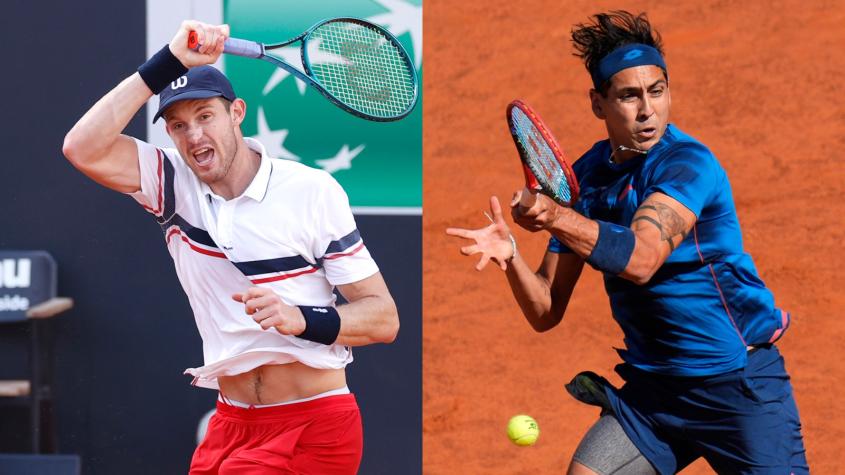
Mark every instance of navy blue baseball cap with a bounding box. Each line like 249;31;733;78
153;66;237;123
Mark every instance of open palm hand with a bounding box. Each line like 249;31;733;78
446;196;515;271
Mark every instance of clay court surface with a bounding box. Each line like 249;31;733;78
423;1;844;473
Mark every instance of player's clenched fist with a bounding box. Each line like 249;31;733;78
232;287;306;336
510;188;563;232
168;20;230;68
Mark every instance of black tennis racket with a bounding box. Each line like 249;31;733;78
506;100;579;207
189;17;418;121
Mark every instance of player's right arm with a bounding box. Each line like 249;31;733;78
62;21;228;193
446;196;584;332
62;75;152;193
505;248;584;333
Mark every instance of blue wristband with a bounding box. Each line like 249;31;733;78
297;306;341;345
137;45;188;94
586;221;635;275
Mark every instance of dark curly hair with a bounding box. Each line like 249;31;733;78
571;11;665;94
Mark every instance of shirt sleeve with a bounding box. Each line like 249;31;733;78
645;143;722;217
126;138;171;219
311;173;379;286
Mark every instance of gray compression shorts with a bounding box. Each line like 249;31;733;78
572;415;657;475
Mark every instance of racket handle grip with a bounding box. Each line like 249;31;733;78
188;32;263;58
188;31;200;49
223;37;264;58
519;187;537;208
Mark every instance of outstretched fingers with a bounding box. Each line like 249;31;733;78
489;196;507;226
446;227;476;240
460;244;481;256
475;254;491;271
446;196;515;272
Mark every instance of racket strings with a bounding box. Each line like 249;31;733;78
510;108;572;202
319;25;413;114
308;21;415;118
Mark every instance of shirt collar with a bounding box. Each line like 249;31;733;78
200;137;272;202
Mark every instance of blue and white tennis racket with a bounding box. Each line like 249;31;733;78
506;100;579;207
189;17;418;122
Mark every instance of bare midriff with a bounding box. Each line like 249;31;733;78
218;362;347;405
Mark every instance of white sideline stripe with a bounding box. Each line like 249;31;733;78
351;207;421;216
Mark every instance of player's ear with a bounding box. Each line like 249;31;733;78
230;98;246;126
589;89;605;120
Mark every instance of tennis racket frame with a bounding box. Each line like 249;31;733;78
191;17;419;122
506;99;580;206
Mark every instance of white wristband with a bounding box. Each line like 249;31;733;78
483;211;517;263
507;234;517;262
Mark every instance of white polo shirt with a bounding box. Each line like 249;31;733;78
128;137;379;389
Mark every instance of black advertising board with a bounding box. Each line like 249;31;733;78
0;251;57;323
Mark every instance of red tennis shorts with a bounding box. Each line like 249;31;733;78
189;394;363;474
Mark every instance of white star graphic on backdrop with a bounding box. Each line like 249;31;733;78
367;0;422;67
262;39;346;96
250;106;300;161
315;144;365;174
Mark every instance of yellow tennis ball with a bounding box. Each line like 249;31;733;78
507;415;539;446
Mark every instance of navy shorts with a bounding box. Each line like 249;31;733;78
603;345;808;474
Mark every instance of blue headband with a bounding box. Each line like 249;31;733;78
590;43;667;89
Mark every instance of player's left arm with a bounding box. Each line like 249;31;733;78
520;144;713;285
516;190;695;285
234;171;398;346
233;275;398;347
334;272;399;346
620;192;696;283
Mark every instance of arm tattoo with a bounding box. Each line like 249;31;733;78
631;201;689;252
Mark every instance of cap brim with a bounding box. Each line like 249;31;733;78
153;89;226;123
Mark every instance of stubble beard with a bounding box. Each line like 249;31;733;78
196;127;239;186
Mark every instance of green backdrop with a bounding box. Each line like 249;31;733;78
223;0;422;210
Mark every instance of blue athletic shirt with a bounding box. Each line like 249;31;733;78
549;124;790;376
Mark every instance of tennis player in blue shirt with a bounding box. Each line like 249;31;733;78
448;10;808;475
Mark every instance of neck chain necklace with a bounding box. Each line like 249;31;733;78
609;145;648;164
